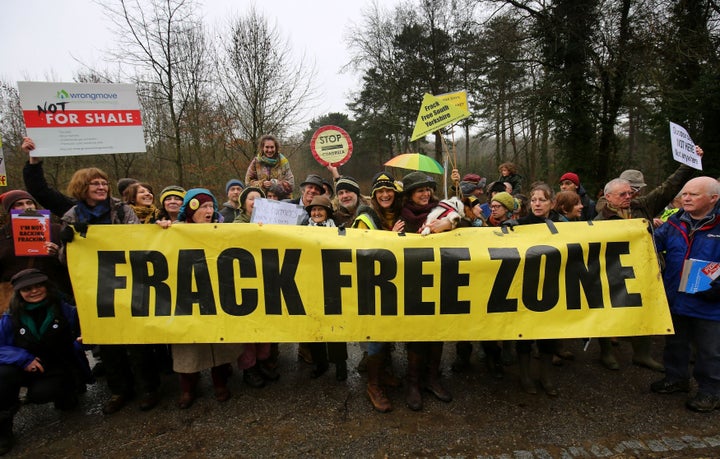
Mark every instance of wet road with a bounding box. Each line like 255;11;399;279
7;339;720;458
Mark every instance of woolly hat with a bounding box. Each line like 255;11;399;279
159;185;186;204
335;176;360;196
402;171;436;194
225;179;244;194
300;174;325;191
11;268;48;292
559;172;580;187
117;178;138;196
492;192;516;213
467;195;481;208
178;188;218;222
239;186;266;211
460;181;480;196
1;190;36;214
463;173;482;183
371;172;399;195
619;169;646;189
305;195;334;216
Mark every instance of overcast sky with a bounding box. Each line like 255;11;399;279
2;0;398;122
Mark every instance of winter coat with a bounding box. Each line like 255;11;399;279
654;210;720;321
219;201;241;223
245;154;294;196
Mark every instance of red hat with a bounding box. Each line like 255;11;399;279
184;193;214;222
559;172;580;187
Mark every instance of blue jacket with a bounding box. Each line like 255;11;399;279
654;210;720;321
0;300;86;370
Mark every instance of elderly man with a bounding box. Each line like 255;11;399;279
594;149;703;371
332;176;367;228
651;177;720;412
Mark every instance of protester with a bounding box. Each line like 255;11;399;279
651;177;720;412
233;186;264;224
558;172;596;220
0;191;71;312
554;190;584;221
169;189;244;407
399;171;455;411
0;269;93;455
123;182;159;223
480;181;510;218
497;162;522;196
305;195;336;227
513;183;563;396
156;185;186;222
60;168;161;414
21;137;74;217
352;172;404;412
287;175;325;225
245;135;294;197
219;179;244;223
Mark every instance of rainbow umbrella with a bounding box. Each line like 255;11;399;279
384;153;444;174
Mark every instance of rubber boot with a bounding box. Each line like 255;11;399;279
451;341;472;372
177;372;199;409
518;352;537;394
599;338;620;370
631;336;664;372
211;364;231;402
0;411;13;456
366;354;392;413
426;343;452;402
539;353;558;396
405;351;424;411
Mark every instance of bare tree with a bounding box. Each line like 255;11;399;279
216;7;318;161
99;0;210;186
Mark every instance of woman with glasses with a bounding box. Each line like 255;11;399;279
60;168;162;415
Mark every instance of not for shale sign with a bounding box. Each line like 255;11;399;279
18;81;146;157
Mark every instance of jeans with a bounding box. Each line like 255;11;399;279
664;313;720;396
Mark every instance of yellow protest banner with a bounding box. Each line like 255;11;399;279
410;93;470;141
66;220;672;344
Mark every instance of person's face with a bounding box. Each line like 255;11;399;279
490;201;507;221
135;186;154;206
530;190;552;218
411;186;433;206
337;189;358;209
681;180;719;218
20;283;47;303
504;182;513;193
191;201;215;223
86;178;109;205
472;188;483;198
310;206;328;223
560;180;578;192
163;195;183;214
11;199;36;211
605;184;633;209
375;188;395;209
243;191;261;215
500;167;509;177
266;192;279;201
227;185;242;204
567;201;584;219
471;205;483;219
302;184;323;206
262;140;276;158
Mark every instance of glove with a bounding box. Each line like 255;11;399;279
694;278;720;302
74;222;89;237
59;225;75;243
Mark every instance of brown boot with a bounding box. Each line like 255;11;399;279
518;352;537;394
406;351;424;411
177;372;199;409
539;353;558;396
426;343;452;402
366;354;392;413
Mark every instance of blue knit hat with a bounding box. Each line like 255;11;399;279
225;179;244;194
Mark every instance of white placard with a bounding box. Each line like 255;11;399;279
250;198;306;225
669;121;702;170
18;81;146;157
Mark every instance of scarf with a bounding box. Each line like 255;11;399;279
131;204;158;223
604;202;631;220
400;200;436;233
258;152;286;167
19;299;55;340
75;199;111;224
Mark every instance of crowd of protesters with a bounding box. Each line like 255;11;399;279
0;134;718;455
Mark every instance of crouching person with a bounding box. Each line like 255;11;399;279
0;269;92;455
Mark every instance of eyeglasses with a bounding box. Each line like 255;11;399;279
88;181;109;187
490;204;504;210
614;191;633;197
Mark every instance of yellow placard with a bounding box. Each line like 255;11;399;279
66;220;673;344
437;90;471;116
410;92;471;141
